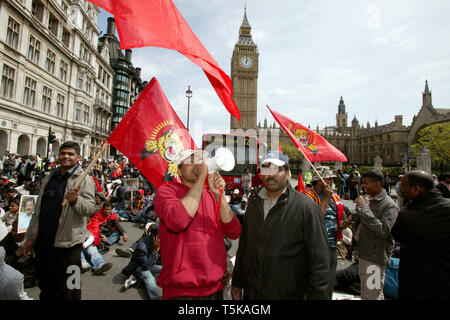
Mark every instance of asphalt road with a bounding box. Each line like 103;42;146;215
25;220;356;300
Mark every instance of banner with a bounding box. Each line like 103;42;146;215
108;77;197;189
267;106;348;162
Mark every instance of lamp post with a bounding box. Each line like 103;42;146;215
185;85;192;131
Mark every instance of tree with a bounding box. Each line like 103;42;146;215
412;122;450;171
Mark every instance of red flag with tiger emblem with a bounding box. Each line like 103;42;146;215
111;161;125;178
107;77;197;189
267;106;348;162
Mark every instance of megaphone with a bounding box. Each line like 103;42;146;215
206;147;235;174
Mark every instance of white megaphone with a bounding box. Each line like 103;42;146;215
205;147;235;174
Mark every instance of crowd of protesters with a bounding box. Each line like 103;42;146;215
1;144;449;301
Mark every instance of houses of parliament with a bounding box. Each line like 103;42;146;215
229;9;450;166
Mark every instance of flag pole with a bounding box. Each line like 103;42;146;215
295;145;327;186
62;141;109;207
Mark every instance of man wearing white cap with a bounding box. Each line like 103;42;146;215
153;149;241;300
232;151;330;300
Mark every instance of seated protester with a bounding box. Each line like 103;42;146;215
121;223;161;300
0;220;32;300
81;226;112;275
94;191;107;211
110;179;131;222
229;189;242;206
0;220;37;288
233;196;247;225
87;202;128;247
2;187;21;212
1;199;20;232
130;189;150;224
334;256;399;299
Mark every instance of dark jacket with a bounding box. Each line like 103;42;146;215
121;235;159;277
232;184;330;300
391;189;450;300
436;183;450;198
110;185;126;210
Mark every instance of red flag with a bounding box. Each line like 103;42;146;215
112;161;125;178
297;173;306;192
278;144;283;153
107;77;197;189
267;106;348;162
92;176;103;192
89;0;240;122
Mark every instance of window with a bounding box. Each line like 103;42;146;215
48;14;58;36
83;105;90;124
59;60;68;82
75;102;81;121
86;76;91;93
41;86;52;113
78;71;84;89
62;28;70;47
1;64;15;99
6;17;20;49
28;36;41;64
32;0;44;21
23;77;36;107
56;94;65;118
45;49;56;74
61;1;69;14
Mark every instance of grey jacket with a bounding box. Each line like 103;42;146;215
25;166;96;248
354;189;398;266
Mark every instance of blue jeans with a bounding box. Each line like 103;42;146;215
102;230;121;246
113;208;132;221
81;245;105;270
135;265;162;300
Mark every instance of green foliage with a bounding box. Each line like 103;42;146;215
411;122;450;168
280;142;303;161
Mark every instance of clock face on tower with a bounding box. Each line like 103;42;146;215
239;55;253;69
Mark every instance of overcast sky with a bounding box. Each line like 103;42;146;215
98;0;450;146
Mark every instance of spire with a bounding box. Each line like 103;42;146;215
241;5;251;28
422;79;432;107
238;6;255;46
338;96;346;115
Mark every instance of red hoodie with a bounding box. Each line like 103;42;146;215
154;182;241;300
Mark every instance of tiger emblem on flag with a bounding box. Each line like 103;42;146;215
141;120;185;181
292;128;319;154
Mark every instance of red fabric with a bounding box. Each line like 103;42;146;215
267;106;348;162
112;161;125;178
88;0;240;122
153;182;241;299
87;207;119;246
107;77;197;189
278;144;283;153
297;173;306;192
93;176;102;192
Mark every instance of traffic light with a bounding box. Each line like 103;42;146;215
48;130;56;144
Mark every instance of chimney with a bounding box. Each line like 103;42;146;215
136;67;141;78
125;49;132;61
107;18;116;35
395;115;403;126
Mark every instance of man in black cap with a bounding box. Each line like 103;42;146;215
232;151;330;300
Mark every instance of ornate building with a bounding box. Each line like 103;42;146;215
408;80;450;146
230;8;259;131
0;0;113;159
98;17;146;157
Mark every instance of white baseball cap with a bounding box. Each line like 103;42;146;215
113;179;122;185
173;149;207;166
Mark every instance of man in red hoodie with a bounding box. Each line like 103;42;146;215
154;149;241;300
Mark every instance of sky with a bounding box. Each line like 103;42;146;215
97;0;450;146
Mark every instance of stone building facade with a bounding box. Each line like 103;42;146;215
0;0;113;159
98;17;146;157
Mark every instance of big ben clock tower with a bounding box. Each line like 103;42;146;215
230;8;259;131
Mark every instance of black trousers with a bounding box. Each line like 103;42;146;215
35;243;82;300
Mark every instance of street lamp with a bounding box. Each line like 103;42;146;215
185;85;192;131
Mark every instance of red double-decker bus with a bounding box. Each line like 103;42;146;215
202;133;266;192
